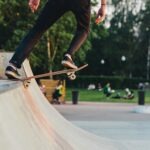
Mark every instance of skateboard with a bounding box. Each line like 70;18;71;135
1;64;88;88
23;64;88;81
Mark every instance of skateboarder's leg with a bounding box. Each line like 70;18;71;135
5;0;67;79
9;0;67;69
62;0;91;68
66;0;91;55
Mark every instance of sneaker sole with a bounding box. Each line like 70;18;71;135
61;61;77;69
5;71;21;80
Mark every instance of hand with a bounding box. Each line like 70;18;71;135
95;5;106;25
28;0;40;13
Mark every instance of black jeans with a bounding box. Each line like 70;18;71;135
10;0;91;68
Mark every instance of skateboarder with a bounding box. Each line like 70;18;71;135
5;0;107;79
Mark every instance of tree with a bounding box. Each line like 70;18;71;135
0;0;37;49
1;0;149;79
136;0;150;78
86;14;109;75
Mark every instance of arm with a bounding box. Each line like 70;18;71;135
28;0;41;13
95;0;107;25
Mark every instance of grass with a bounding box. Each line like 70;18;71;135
66;88;150;104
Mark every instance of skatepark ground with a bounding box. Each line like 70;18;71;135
54;102;150;150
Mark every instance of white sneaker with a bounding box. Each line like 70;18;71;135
61;54;77;69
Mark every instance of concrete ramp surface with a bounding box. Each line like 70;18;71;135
0;52;119;150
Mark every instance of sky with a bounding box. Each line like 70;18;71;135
92;0;145;28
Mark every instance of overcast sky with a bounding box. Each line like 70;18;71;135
92;0;145;28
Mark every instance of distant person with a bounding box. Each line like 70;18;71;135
98;83;102;91
5;0;107;79
138;82;144;90
103;83;115;97
87;83;96;90
38;81;46;96
123;88;134;99
52;81;63;104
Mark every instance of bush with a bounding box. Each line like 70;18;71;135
66;75;149;89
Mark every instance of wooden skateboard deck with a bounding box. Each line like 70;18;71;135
0;64;88;88
22;64;88;81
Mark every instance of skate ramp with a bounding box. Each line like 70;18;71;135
0;52;119;150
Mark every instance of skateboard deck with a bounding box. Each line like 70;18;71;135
0;64;88;88
22;64;88;81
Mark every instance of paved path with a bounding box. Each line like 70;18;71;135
54;102;150;150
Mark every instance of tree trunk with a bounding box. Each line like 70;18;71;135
47;31;53;79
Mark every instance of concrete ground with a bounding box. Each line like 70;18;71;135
54;102;150;150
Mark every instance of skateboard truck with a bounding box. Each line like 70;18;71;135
67;72;76;80
23;79;31;88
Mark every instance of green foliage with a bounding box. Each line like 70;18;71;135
0;0;39;51
66;75;149;89
84;0;150;79
135;0;150;78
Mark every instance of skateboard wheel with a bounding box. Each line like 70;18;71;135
69;74;76;80
67;72;76;80
23;80;31;88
